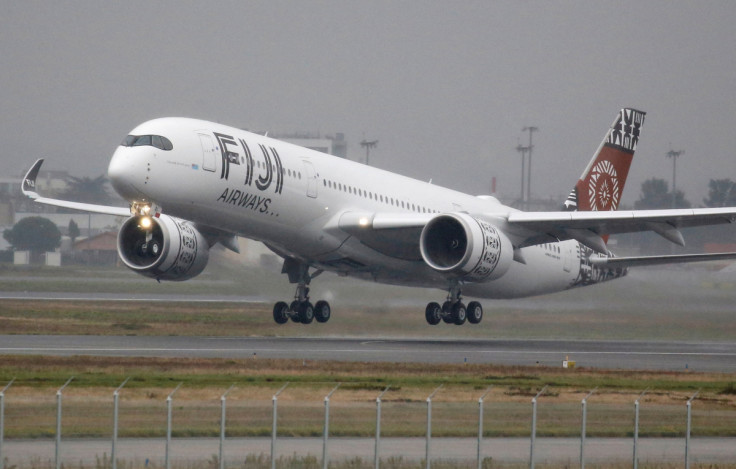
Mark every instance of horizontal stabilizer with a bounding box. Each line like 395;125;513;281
590;252;736;268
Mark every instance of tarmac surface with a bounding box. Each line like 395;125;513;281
2;334;736;372
3;437;735;465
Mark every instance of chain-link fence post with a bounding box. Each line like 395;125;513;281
322;384;340;469
685;389;700;469
55;377;74;469
112;377;130;469
374;386;390;469
219;384;235;469
0;378;15;469
633;388;648;469
271;383;289;469
476;387;493;469
425;385;443;469
165;383;183;469
579;388;596;469
529;385;548;469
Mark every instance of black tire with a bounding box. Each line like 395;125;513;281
315;300;331;323
467;301;483;324
425;302;442;325
298;301;314;324
273;301;289;324
452;302;467;325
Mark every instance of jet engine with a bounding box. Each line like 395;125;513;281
420;213;512;282
117;215;209;281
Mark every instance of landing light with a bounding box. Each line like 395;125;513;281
359;217;369;227
140;216;153;229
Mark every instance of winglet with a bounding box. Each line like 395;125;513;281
22;159;44;199
19;158;132;217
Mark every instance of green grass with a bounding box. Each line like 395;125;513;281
1;262;735;442
2;259;736;341
0;355;734;439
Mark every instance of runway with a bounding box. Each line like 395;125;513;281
2;335;735;372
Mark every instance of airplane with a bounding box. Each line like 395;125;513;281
22;108;736;326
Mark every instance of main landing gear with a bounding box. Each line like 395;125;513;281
424;285;483;326
272;259;331;325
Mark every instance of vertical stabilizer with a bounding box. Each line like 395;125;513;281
562;108;645;212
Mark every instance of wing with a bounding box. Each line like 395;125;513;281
22;159;131;217
336;207;736;263
591;252;736;268
507;208;736;253
336;211;433;260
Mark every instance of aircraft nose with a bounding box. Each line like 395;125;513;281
108;147;141;200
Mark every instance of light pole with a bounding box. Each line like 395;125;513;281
523;126;539;202
516;144;530;208
666;149;684;208
361;139;378;166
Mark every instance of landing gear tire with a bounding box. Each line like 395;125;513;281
452;302;467;325
298;301;315;324
314;300;331;323
273;301;289;324
425;302;442;325
467;301;483;324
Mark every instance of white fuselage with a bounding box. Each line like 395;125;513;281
108;118;599;299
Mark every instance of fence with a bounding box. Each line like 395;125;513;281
0;378;732;468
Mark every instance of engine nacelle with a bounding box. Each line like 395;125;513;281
420;213;513;282
117;215;209;281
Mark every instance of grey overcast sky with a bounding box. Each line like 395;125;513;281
1;1;735;206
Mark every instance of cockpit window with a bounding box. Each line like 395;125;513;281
121;134;173;151
133;135;152;146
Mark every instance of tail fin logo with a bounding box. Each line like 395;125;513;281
562;108;645;213
607;109;644;152
588;159;620;211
